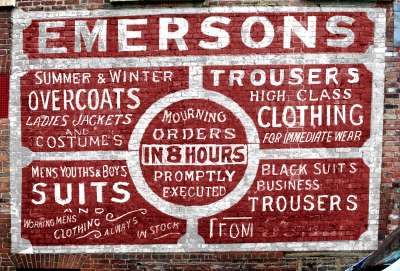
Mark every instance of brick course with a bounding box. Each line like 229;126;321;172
0;0;398;270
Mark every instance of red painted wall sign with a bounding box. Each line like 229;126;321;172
11;7;385;253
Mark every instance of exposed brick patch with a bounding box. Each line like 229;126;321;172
0;10;11;74
381;5;400;239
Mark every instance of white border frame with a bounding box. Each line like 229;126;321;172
10;6;386;253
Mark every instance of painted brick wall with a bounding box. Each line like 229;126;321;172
0;1;398;270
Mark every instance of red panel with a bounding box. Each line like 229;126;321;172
22;160;186;245
20;67;189;152
203;64;372;149
140;99;248;206
22;12;374;59
0;74;9;118
198;158;369;243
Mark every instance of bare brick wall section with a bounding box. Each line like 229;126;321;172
382;3;400;237
0;9;10;74
0;1;398;270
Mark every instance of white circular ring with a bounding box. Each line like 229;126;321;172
127;89;260;220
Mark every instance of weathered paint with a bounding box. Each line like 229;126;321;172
10;6;385;253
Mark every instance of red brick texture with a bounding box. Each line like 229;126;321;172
381;3;400;238
0;1;398;270
0;9;10;74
